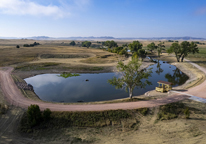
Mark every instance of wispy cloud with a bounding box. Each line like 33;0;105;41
0;0;91;18
195;6;206;15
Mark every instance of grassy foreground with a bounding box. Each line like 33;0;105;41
18;101;206;143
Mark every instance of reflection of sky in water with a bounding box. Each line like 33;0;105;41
24;60;188;103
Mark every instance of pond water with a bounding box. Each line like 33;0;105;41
24;60;189;103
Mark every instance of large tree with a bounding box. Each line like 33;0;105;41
104;40;118;48
128;41;143;54
167;42;181;62
147;42;157;52
167;41;199;62
108;58;152;99
82;41;91;48
180;41;199;62
157;42;165;57
70;41;76;46
138;49;147;61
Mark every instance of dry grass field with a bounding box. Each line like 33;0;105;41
0;39;130;74
1;39;206;144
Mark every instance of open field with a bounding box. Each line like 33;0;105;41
0;39;128;68
1;39;206;143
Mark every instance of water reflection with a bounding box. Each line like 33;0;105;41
24;60;189;103
58;72;80;78
155;60;163;75
165;68;189;85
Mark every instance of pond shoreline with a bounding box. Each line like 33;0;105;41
13;56;196;104
11;54;205;104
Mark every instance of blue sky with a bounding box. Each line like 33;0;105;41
0;0;206;38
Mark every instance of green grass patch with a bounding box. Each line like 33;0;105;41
19;109;131;133
138;108;149;116
157;102;185;120
41;54;90;59
15;62;60;71
63;66;104;71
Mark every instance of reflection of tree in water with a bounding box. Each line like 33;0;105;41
58;72;80;78
155;60;163;75
165;68;189;85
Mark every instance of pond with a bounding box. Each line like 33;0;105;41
24;60;189;103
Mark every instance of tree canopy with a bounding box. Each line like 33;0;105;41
138;49;147;60
27;104;42;127
167;42;181;62
122;43;128;47
128;41;143;54
103;40;118;48
82;41;91;48
147;42;157;52
108;58;152;99
157;43;165;57
70;41;76;46
167;41;199;62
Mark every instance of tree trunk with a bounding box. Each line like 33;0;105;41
129;87;133;99
176;56;179;62
181;55;184;62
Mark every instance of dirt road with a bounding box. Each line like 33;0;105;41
1;58;206;112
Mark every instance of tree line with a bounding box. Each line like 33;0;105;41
69;40;199;62
23;42;40;47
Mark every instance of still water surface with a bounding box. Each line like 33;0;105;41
24;60;189;102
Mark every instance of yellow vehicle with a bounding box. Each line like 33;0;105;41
155;80;172;93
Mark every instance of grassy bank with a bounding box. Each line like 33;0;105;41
18;101;206;143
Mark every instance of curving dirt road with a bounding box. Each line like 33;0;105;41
0;59;205;111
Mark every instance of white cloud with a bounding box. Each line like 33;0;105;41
0;0;90;18
25;74;63;88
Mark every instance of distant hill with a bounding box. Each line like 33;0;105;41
24;36;206;41
0;36;205;41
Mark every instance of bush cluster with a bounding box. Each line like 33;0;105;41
82;41;91;48
23;42;40;47
20;105;131;133
51;110;131;127
0;104;8;114
157;102;185;120
26;105;52;127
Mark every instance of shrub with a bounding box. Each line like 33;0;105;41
23;44;30;47
16;45;20;48
43;108;52;121
70;41;76;46
157;102;185;121
82;41;91;48
138;108;148;116
184;108;190;119
0;104;8;114
27;104;42;127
